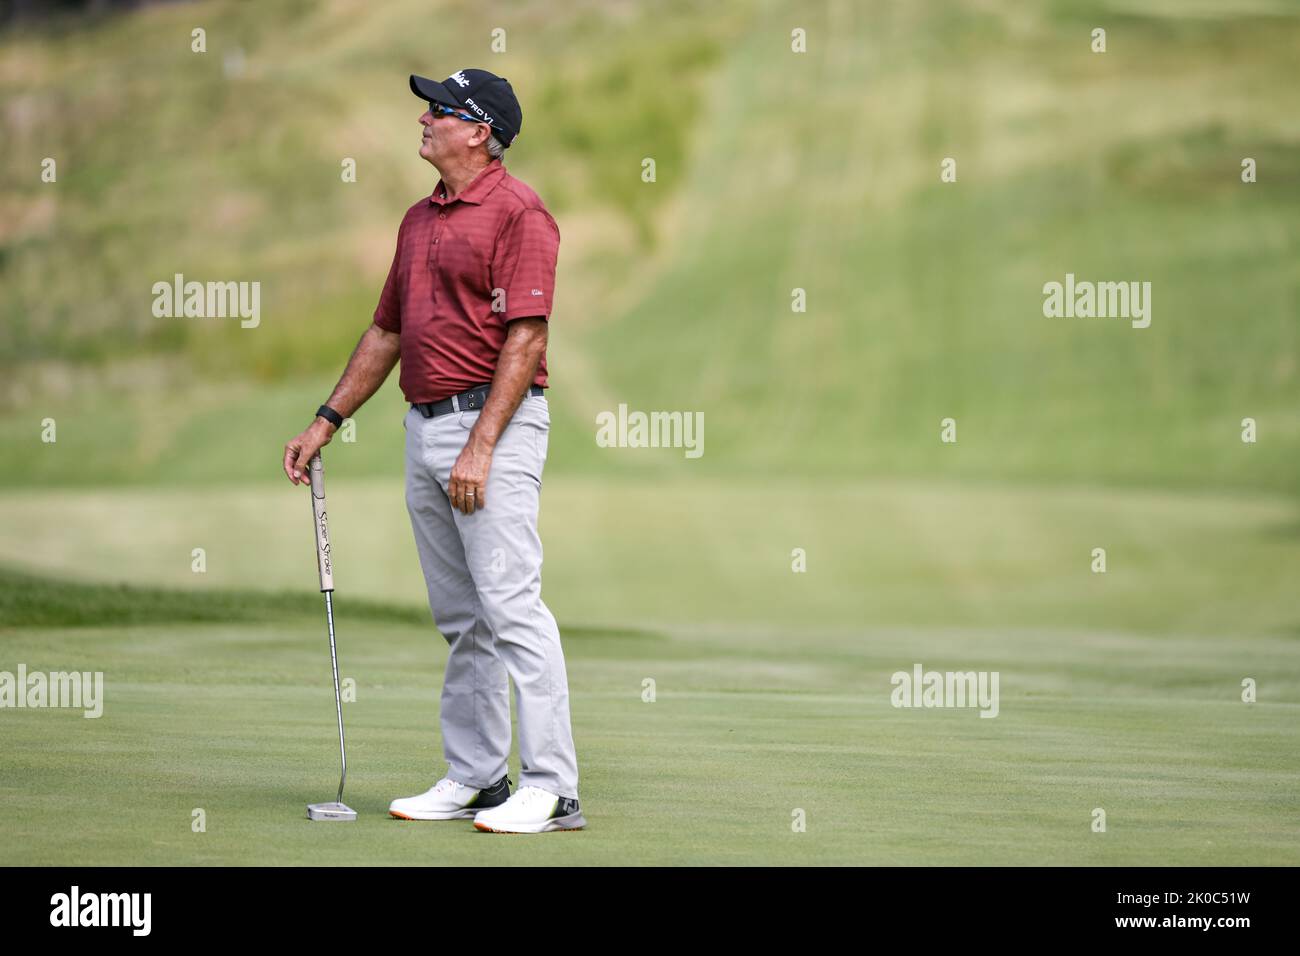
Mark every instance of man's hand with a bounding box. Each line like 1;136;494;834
449;435;493;514
283;420;335;486
447;317;548;515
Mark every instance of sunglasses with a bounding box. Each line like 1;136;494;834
428;100;483;125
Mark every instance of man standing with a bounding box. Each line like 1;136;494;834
282;68;583;833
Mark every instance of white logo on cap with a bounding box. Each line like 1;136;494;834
450;71;470;87
463;97;494;125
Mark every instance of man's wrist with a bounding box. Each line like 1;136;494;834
467;427;497;452
316;404;345;429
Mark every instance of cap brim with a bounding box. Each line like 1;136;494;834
410;74;461;107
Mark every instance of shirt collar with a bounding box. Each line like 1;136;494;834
430;158;506;207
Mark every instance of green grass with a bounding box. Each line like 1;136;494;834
0;562;427;628
2;478;1289;868
2;566;1297;865
1;477;1297;864
0;0;733;377
581;1;1300;493
3;0;1297;493
0;476;1296;638
2;0;1299;865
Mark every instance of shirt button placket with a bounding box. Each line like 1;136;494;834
429;208;443;305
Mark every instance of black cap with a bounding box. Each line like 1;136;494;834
410;68;523;148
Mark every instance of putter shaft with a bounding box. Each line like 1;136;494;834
307;453;352;820
324;589;347;804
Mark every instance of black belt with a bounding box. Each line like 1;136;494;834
411;383;544;419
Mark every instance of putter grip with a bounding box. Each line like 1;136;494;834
309;454;334;592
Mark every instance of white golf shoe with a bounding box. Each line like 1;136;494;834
472;785;586;833
389;774;511;821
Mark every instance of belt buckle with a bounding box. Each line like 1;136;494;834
450;393;460;413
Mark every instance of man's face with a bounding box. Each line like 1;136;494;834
419;101;491;165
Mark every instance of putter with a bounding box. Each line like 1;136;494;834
305;452;357;822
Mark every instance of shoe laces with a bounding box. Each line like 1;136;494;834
432;777;463;795
512;786;554;805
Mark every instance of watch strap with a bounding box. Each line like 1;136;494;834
316;404;345;428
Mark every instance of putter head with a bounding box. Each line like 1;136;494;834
307;801;357;822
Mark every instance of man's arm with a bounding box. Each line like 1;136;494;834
282;323;401;486
447;317;547;514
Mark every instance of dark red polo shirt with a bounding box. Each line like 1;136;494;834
372;157;559;403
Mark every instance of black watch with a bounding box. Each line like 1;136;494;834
316;404;345;428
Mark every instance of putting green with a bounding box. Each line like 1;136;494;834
1;477;1297;865
3;611;1296;865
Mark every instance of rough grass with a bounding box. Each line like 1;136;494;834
0;0;733;376
1;0;1297;494
0;561;426;628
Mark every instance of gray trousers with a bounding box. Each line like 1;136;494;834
403;394;579;800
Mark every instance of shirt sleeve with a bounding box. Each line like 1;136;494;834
372;221;404;333
491;208;560;322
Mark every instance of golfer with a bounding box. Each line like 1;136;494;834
282;68;583;833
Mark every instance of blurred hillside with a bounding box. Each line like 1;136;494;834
1;0;1297;493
